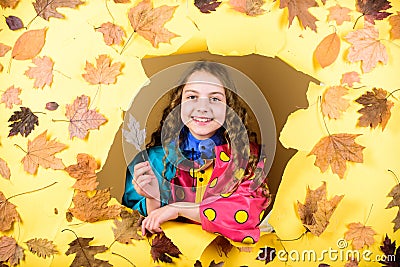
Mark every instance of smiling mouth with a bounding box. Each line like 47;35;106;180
191;116;213;123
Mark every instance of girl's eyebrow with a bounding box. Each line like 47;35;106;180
183;89;225;96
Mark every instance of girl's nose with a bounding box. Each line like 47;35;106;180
196;97;210;112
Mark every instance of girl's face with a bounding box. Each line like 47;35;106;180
181;71;227;140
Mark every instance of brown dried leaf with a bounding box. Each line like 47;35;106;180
0;158;11;180
68;189;121;223
82;54;122;85
112;209;143;244
341;71;360;87
228;0;266;16
256;247;276;264
0;236;24;266
194;0;222;13
114;0;130;3
0;43;11;57
321;86;349;119
24;56;54;89
0;0;19;8
345;257;359;267
386;184;400;232
96;22;126;46
65;153;99;191
356;0;391;24
25;238;58;259
314;32;340;68
389;12;400;40
32;0;84;21
1;85;22;109
213;236;232;257
344;222;376;249
151;232;182;263
278;0;318;31
66;211;73;222
308;134;365;178
12;28;46;60
8;107;38;137
328;5;351;25
0;192;20;231
65;236;111;267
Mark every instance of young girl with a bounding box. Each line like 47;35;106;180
122;61;270;244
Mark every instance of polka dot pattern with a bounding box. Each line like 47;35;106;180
203;208;217;221
235;210;249;224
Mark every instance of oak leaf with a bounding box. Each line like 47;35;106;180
345;22;388;73
256;246;276;264
65;236;111;267
21;130;66;174
0;43;11;57
0;0;19;8
341;71;360;87
24;56;54;89
297;182;344;236
355;88;393;130
344;222;376;249
0;236;24;266
65;153;99;191
123;114;146;151
96;22;126;46
32;0;84;21
150;232;182;263
328;5;351;25
229;0;266;16
1;85;22;109
0;158;11;180
112;209;143;244
195;0;221;14
389;12;400;40
356;0;391;24
128;0;178;48
68;189;121;223
379;234;400;267
8;107;38;137
6;16;24;30
314;32;340;68
82;54;122;85
12;28;46;60
321;86;350;119
0;191;20;231
25;238;58;259
386;184;400;232
65;95;107;139
308;134;365;178
278;0;318;32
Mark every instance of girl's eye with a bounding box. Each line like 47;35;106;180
210;97;221;102
187;95;197;100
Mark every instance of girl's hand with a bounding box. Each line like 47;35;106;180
133;161;160;199
141;205;179;234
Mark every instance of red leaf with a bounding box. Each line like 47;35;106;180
5;16;24;30
356;0;391;24
194;0;222;13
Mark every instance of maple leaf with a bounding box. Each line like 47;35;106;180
341;71;360;87
355;88;393;131
82;54;122;85
344;222;376;249
386;184;400;232
314;32;340;68
0;0;19;9
0;236;24;266
256;246;276;264
6;16;24;31
297;182;344;236
308;134;365;178
150;232;182;263
65;95;107;139
0;43;11;57
1;85;22;109
65;236;111;267
0;192;20;231
112;209;143;244
328;5;351;25
278;0;318;32
96;22;126;46
32;0;84;21
68;189;121;223
321;86;350;119
194;260;225;267
65;153;99;191
128;0;178;48
12;28;46;60
194;0;222;14
0;158;11;180
389;12;400;40
212;236;232;257
8;107;38;137
21;130;66;174
123;113;146;151
25;238;58;259
356;0;391;24
379;234;400;267
24;56;54;89
229;0;266;16
345;22;388;73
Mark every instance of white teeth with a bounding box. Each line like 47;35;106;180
193;117;211;122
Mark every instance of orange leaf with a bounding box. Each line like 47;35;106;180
279;0;318;31
96;22;126;46
0;43;11;57
12;28;47;60
0;236;24;266
328;5;351;25
1;85;22;109
321;86;349;119
341;71;360;87
21;130;66;174
128;0;178;48
82;54;122;85
344;222;376;249
389;12;400;40
228;0;266;16
0;192;21;231
308;134;365;178
24;56;54;89
65;153;99;191
0;158;11;180
314;32;340;68
0;0;19;9
345;22;388;73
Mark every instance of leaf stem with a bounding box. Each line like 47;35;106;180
328;24;337;34
111;252;136;267
14;144;27;154
120;31;136;55
61;228;92;267
54;69;72;79
318;96;331;136
387;169;400;184
353;14;364;29
363;204;373;225
88;84;101;110
352;86;366;90
52;119;70;123
26;0;56;29
386;88;400;100
105;0;115;23
277;231;308;242
33;111;47;115
6;181;58;201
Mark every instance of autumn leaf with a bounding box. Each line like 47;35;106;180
114;0;130;3
32;0;84;21
82;54;122;85
356;0;391;24
25;238;58;259
389;12;400;40
194;260;225;267
5;16;24;30
68;189;121;223
0;158;11;180
0;43;11;57
0;236;24;266
65;153;99;191
355;88;393;130
314;32;340;68
229;0;266;16
8;107;38;137
212;236;232;257
0;191;20;231
150;232;182;263
345;22;388;73
194;0;221;14
65;95;107;139
256;246;276;264
321;86;350;119
386;184;400;232
341;71;360;87
24;56;54;89
278;0;318;32
123;113;146;151
1;85;22;109
344;222;376;249
128;0;178;48
96;22;126;46
328;5;351;25
379;234;400;267
0;0;19;9
297;182;344;236
308;134;365;178
21;130;66;174
65;236;111;267
345;258;359;267
45;102;59;111
12;28;46;60
112;209;143;244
